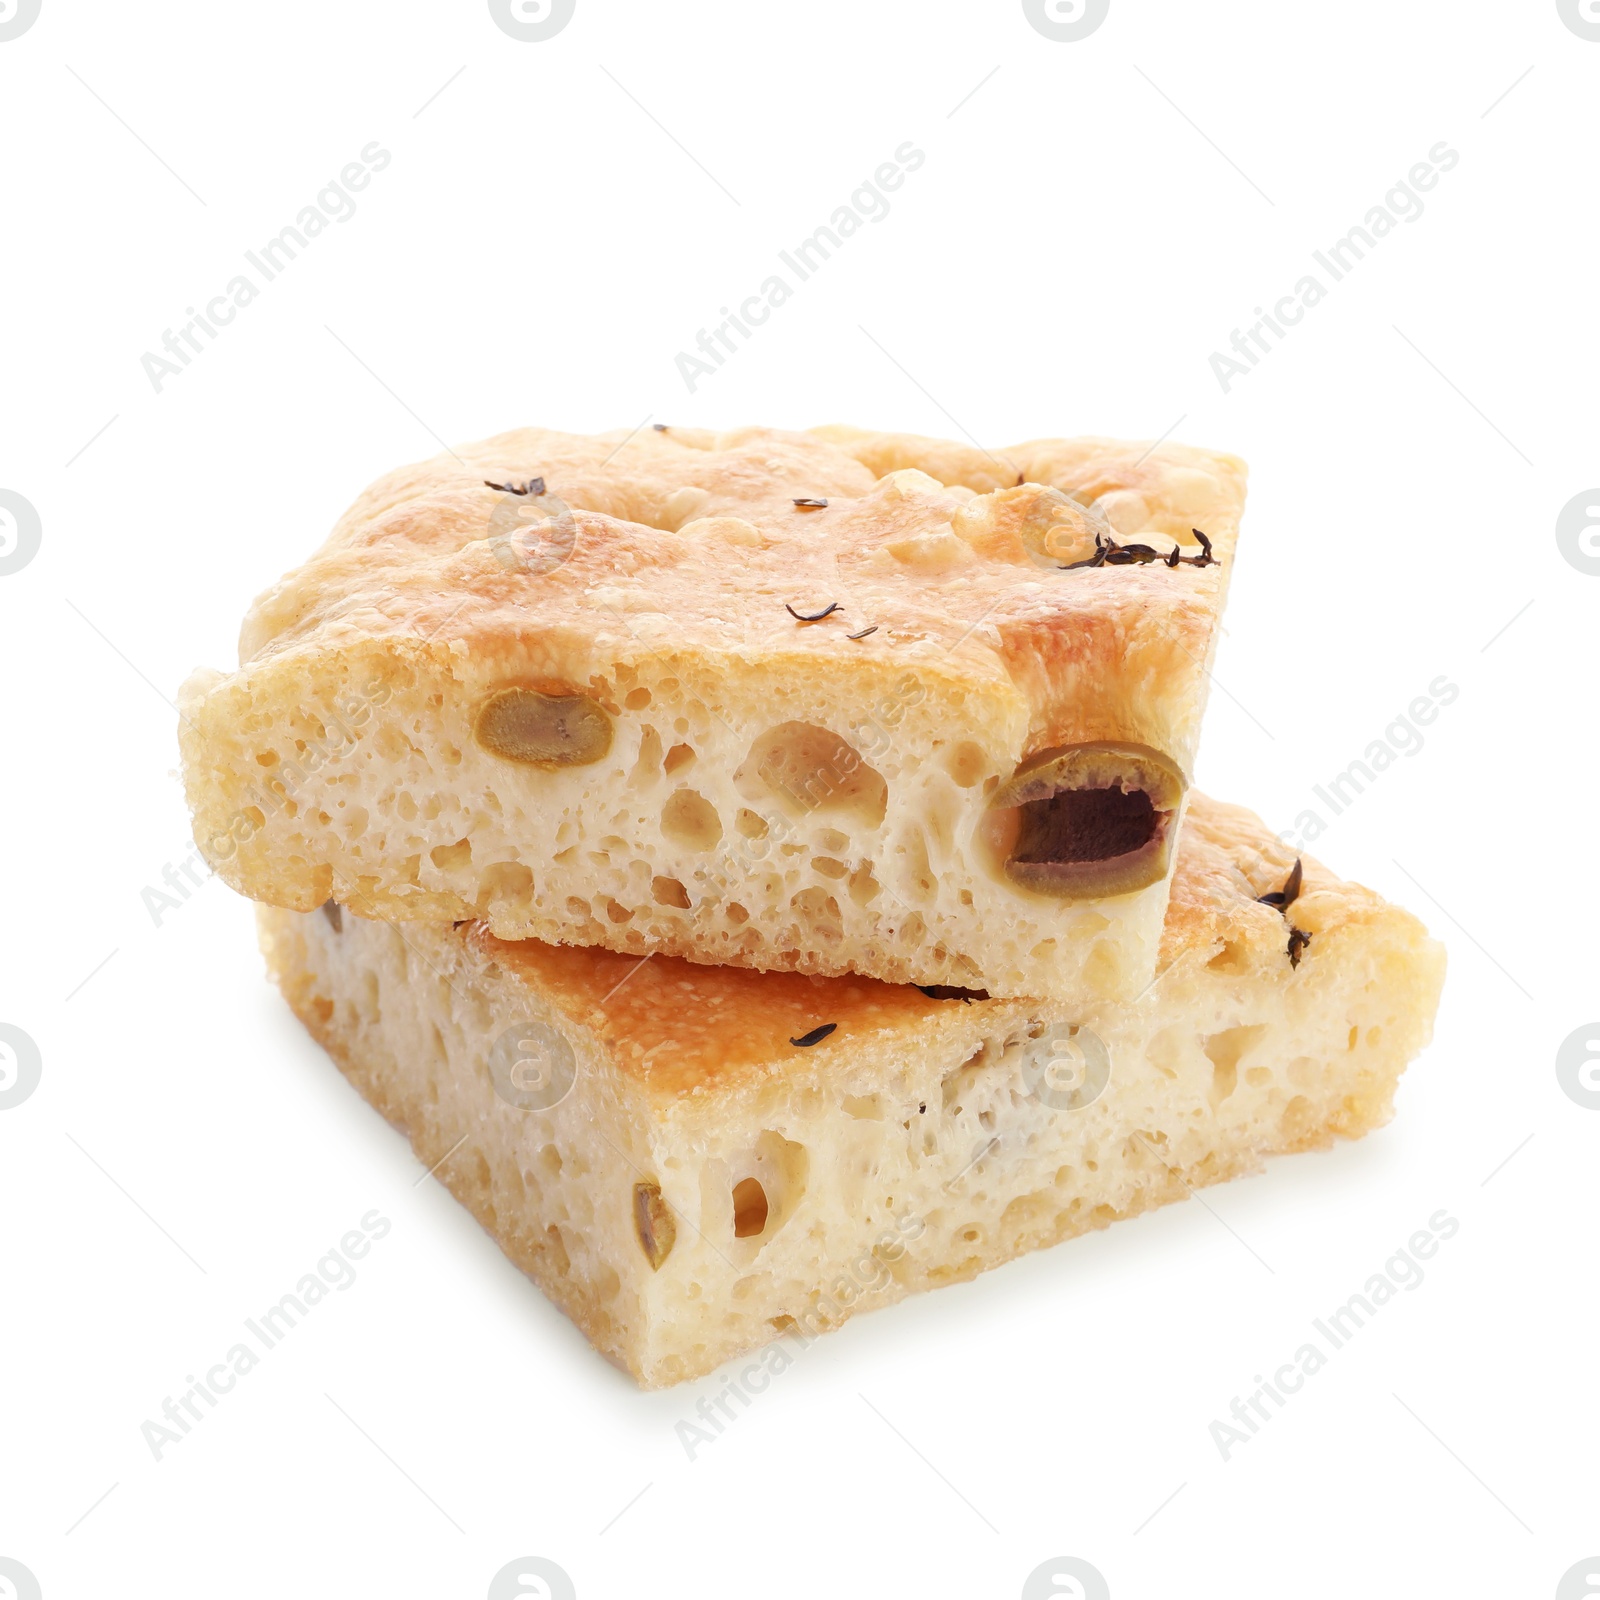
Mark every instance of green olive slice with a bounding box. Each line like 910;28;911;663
986;740;1186;900
474;687;613;767
634;1181;676;1270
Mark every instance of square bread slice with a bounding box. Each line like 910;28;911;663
259;793;1444;1388
186;423;1246;1001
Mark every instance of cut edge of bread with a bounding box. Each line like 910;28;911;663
258;795;1444;1386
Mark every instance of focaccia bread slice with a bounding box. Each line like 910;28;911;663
259;794;1444;1388
186;423;1245;1001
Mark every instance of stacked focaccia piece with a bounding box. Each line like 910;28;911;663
180;424;1445;1387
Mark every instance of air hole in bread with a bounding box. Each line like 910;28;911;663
1204;1024;1267;1107
664;742;696;775
848;862;880;905
1207;939;1250;974
723;1132;809;1252
789;886;843;940
660;788;722;851
543;1224;570;1275
430;838;472;872
1281;1095;1315;1140
652;875;691;909
899;827;937;902
941;1041;990;1114
944;741;987;788
481;861;533;905
843;1094;885;1120
735;722;887;826
630;725;663;785
732;1177;769;1238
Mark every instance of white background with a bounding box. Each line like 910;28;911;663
1;2;1595;1597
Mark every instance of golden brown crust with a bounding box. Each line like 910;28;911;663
259;787;1445;1387
469;792;1423;1101
186;423;1249;1001
232;423;1244;767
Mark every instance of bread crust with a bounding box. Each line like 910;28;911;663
232;424;1242;763
260;793;1446;1386
185;424;1246;1000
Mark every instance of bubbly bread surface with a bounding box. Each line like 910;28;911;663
260;794;1444;1387
188;424;1246;1000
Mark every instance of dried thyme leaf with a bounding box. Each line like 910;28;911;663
1061;526;1221;572
789;1023;838;1047
1062;533;1109;570
1256;858;1308;965
1257;858;1304;910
